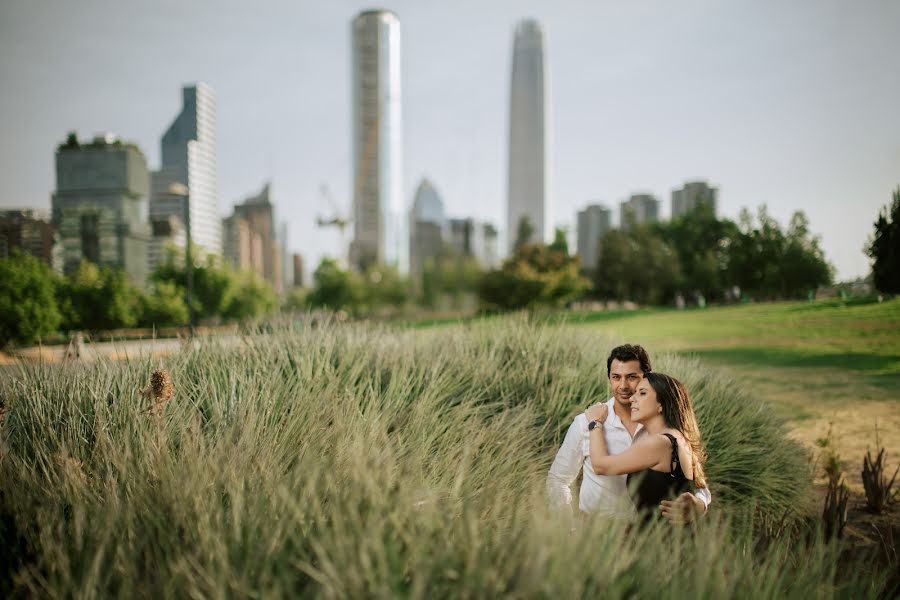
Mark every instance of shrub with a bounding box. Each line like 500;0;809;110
0;251;61;347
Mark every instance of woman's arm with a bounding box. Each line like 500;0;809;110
589;424;668;476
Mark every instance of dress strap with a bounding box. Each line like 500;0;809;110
661;433;680;477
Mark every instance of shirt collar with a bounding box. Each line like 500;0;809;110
605;396;644;436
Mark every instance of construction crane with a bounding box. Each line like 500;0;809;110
316;184;349;233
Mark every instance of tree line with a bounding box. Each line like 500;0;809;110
0;249;277;347
593;204;834;306
4;193;897;347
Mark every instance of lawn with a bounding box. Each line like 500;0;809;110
563;297;900;488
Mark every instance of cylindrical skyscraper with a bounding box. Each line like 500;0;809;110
350;10;405;273
507;19;551;253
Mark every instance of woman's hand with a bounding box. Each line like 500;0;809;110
584;403;608;423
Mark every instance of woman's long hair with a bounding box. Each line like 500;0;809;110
644;372;708;489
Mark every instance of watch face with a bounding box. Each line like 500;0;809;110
589;420;598;431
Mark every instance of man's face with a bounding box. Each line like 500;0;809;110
608;359;644;408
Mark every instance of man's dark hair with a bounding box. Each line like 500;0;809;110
606;344;652;377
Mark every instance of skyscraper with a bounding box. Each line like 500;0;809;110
409;178;446;288
52;133;150;283
152;83;221;259
672;180;718;218
223;183;280;290
577;204;612;272
620;194;660;230
507;19;551;253
350;10;404;273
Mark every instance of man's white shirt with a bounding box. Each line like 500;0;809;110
546;397;712;520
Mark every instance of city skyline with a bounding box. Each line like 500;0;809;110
1;1;899;280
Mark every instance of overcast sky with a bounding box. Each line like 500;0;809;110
1;0;898;280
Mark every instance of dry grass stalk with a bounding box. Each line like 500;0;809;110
143;368;174;417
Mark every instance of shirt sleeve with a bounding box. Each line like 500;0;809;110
694;486;712;509
546;416;586;510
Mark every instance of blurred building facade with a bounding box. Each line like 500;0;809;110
576;204;612;271
151;83;221;259
51;133;151;283
671;180;718;218
619;193;659;230
448;218;499;268
507;18;551;252
0;208;56;267
409;178;446;289
350;10;405;273
292;253;303;288
223;182;281;292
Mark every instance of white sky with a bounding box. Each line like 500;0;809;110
1;0;898;281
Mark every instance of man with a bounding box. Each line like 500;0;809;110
546;344;710;523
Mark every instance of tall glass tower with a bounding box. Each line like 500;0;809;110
507;19;551;253
350;10;405;273
155;83;221;258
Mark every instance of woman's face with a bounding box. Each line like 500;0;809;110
630;379;661;423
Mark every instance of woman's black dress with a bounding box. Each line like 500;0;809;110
626;433;695;522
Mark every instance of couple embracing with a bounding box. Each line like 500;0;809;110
547;344;710;525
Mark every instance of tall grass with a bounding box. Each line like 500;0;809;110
0;318;886;597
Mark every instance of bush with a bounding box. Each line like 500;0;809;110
138;280;188;328
0;251;61;347
58;260;142;332
0;319;885;597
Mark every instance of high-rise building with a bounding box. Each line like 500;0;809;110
577;204;612;271
151;83;221;259
409;178;446;288
349;10;404;273
0;209;56;267
447;217;499;268
51;133;150;283
223;183;281;291
279;221;291;290
672;180;718;218
507;19;551;253
148;173;187;271
619;194;659;230
292;253;304;288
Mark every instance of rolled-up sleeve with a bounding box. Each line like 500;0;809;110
547;417;585;510
694;486;712;509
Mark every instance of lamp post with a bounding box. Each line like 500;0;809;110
167;183;193;338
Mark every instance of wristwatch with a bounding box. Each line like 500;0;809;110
588;419;604;431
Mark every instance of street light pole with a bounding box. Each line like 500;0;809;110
185;189;194;339
168;183;193;338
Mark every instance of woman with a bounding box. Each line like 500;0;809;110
585;372;708;522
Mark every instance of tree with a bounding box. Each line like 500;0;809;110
139;281;188;328
548;228;569;254
594;226;681;305
513;216;535;253
866;188;900;294
362;265;409;313
58;261;141;331
223;272;278;321
655;204;738;301
478;242;590;311
151;249;236;321
306;258;364;313
0;251;61;347
728;206;832;299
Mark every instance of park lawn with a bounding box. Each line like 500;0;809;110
568;297;900;488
